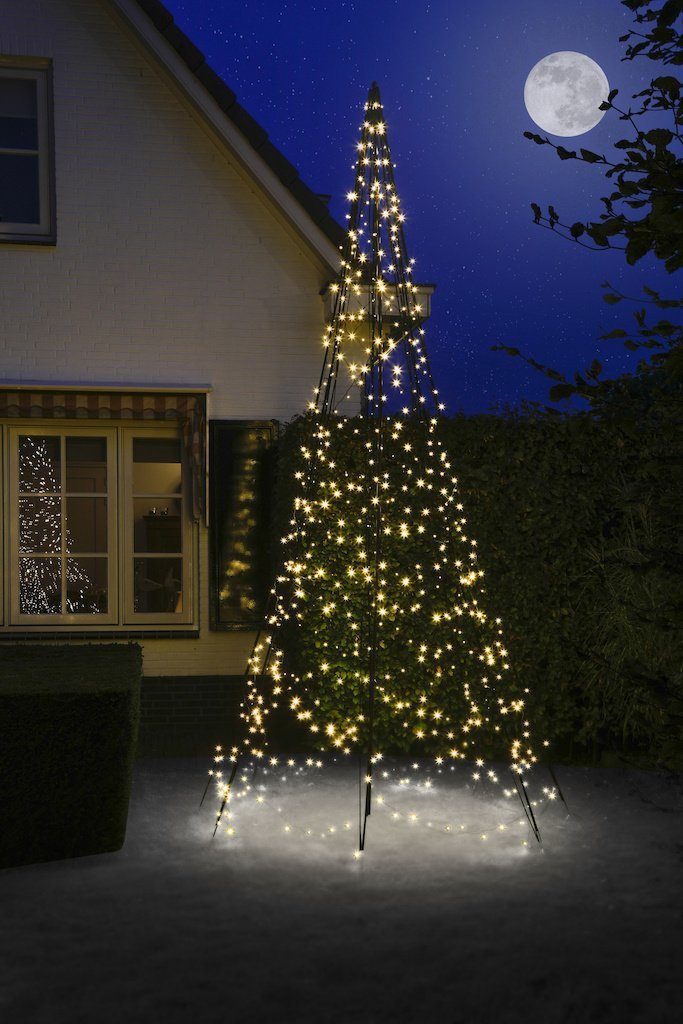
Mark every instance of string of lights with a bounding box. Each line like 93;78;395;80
207;752;557;854
209;83;549;853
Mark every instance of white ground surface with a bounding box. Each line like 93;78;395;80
1;757;681;1024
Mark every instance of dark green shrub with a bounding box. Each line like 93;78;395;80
0;644;142;869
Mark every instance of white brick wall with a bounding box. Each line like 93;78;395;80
0;0;335;674
0;0;330;420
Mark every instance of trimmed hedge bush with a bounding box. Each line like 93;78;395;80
0;644;142;869
274;396;682;769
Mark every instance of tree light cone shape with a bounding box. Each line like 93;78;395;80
235;84;542;778
213;84;546;853
524;51;609;137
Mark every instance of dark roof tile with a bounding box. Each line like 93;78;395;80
132;0;343;252
319;212;345;248
163;23;204;72
288;179;330;227
226;102;268;149
194;64;236;112
135;0;173;31
257;140;299;187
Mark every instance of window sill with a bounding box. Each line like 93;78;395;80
0;629;200;641
210;620;268;632
0;232;56;245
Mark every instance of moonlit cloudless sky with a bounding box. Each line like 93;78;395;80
164;0;671;413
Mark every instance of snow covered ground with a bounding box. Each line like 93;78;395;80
1;757;681;1023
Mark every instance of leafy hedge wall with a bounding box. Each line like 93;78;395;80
0;644;142;868
274;384;681;768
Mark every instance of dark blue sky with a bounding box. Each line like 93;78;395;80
165;0;671;413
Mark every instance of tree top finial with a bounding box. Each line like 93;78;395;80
367;81;382;116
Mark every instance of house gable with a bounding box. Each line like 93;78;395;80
0;0;338;420
0;0;343;684
107;0;345;273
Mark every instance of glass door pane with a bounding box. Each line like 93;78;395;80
16;432;111;618
0;153;40;223
133;558;183;613
0;77;38;148
133;498;182;552
19;435;60;491
66;436;108;492
131;435;184;616
19;558;60;614
18;434;63;615
66;558;108;613
64;435;108;614
19;495;62;552
132;437;182;494
65;497;107;552
0;76;40;225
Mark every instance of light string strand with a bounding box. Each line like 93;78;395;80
208;83;548;851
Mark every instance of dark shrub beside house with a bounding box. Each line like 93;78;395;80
0;644;142;869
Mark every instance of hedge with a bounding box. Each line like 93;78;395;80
273;390;682;769
0;644;142;869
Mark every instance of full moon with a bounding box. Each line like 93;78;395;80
524;51;609;137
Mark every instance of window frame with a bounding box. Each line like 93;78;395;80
0;422;198;633
8;425;118;626
0;57;56;244
122;426;195;626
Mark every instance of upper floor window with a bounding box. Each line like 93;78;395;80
0;60;55;243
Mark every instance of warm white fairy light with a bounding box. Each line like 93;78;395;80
208;84;549;851
208;753;555;852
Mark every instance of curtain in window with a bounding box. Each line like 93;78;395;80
0;388;207;520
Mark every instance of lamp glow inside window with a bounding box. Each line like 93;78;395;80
0;62;54;242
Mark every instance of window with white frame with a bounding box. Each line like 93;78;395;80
1;424;195;629
0;60;55;242
126;433;189;622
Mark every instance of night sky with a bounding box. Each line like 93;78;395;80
164;0;671;413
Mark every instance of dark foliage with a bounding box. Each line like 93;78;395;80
0;644;142;868
518;0;683;389
441;402;682;770
275;401;682;768
267;2;683;769
480;0;683;767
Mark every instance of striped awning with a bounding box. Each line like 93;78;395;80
0;386;207;521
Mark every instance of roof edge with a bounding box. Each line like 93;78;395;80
106;0;345;272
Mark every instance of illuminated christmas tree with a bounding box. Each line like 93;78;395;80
19;436;99;615
213;84;545;848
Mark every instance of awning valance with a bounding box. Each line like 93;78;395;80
0;386;207;521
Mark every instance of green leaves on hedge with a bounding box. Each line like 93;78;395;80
276;381;682;769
